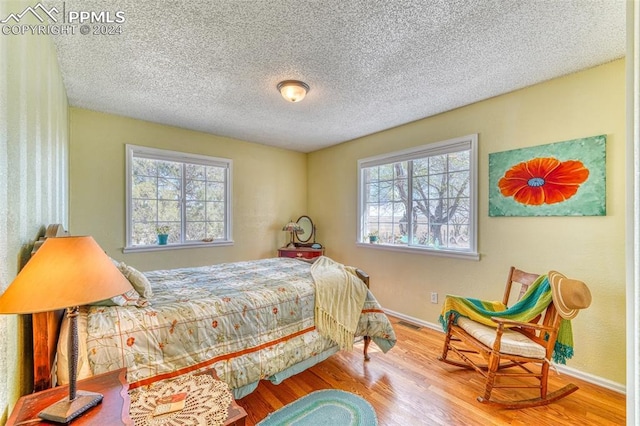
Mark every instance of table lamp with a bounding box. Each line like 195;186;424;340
0;236;133;423
282;221;303;248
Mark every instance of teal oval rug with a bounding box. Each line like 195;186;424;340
256;389;377;426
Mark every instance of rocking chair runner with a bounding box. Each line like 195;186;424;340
438;267;592;408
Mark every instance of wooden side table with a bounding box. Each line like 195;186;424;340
224;400;248;426
7;368;132;425
278;246;324;260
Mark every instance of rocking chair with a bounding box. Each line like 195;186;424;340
438;267;591;408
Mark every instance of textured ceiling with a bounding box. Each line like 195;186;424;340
50;1;626;153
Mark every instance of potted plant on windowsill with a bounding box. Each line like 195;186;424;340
368;231;379;243
156;225;170;245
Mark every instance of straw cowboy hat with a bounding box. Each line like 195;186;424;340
548;270;592;319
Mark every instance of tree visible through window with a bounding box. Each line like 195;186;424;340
126;145;232;249
358;135;477;257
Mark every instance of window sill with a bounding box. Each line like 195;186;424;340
355;241;480;261
123;240;233;253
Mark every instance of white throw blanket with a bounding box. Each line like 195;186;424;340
310;256;368;351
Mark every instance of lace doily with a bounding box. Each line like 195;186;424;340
129;373;233;426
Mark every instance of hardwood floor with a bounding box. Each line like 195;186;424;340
236;316;625;425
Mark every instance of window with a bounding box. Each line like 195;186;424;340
357;134;478;259
125;145;232;251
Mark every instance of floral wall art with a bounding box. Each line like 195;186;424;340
488;135;606;216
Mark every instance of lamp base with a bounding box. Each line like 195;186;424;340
38;390;103;423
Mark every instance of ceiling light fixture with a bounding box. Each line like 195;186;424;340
277;80;310;103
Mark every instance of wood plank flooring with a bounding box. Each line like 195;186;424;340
236;316;625;425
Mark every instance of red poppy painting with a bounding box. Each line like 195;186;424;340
498;157;589;206
489;135;605;216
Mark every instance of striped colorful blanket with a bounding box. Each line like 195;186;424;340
438;275;574;364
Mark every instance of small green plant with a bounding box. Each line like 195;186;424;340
156;225;171;234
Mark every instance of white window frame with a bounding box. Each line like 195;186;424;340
124;144;233;253
357;134;479;260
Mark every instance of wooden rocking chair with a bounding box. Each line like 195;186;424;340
438;267;590;408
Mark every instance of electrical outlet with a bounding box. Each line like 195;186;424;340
430;292;438;304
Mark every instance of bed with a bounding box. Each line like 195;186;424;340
32;232;396;399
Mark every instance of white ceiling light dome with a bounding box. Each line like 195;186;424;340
277;80;310;103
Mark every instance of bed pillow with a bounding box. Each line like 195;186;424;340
116;262;153;299
89;258;151;307
90;288;148;307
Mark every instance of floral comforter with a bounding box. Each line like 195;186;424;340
82;257;396;391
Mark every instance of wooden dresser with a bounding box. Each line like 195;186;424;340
278;246;324;260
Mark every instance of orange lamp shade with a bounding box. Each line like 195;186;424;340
0;236;133;314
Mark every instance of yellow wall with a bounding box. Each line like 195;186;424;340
0;0;69;421
69;108;307;271
308;60;626;385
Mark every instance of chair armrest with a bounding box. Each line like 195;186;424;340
490;317;555;332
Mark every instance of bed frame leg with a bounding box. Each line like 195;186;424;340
363;336;371;361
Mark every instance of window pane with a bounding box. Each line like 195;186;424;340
206;182;225;202
132;158;157;177
186;164;206;180
414;223;430;245
163;225;181;244
429;155;446;174
365;167;378;182
207;222;225;239
378;202;392;218
206;202;225;221
366;182;379;202
448;171;469;198
393;178;407;202
378;164;393;180
132;222;156;246
379;181;393;202
428;174;446;198
132;199;157;222
186;221;206;241
393;202;406;221
412;198;428;221
158;178;180;200
412;176;428;199
206;166;225;181
159;200;180;222
186;201;206;221
393;162;407;179
451;201;470;225
413;158;428;175
447;224;470;249
132;176;157;199
158;161;181;178
448;150;469;172
186;180;205;201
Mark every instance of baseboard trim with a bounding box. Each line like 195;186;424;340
383;308;626;395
